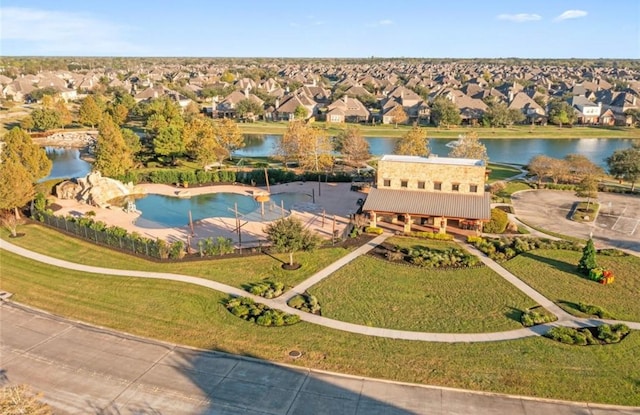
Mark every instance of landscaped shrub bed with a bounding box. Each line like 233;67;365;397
546;324;630;346
483;208;509;234
376;243;480;269
197;236;235;256
245;281;287;298
404;231;454;241
571;201;599;223
225;296;300;326
467;236;582;262
287;293;321;314
520;308;556;327
577;302;613;319
364;226;383;235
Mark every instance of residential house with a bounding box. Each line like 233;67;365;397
274;92;318;121
325;96;370;123
362;155;490;234
217;88;264;118
570;95;602;124
508;92;546;124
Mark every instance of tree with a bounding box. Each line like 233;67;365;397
94;114;134;177
483;101;524;127
606;144;640;190
78;95;103;128
527;155;554;187
55;100;72;127
144;97;184;136
121;127;142;158
335;125;370;166
235;99;264;120
185;117;222;167
448;131;488;162
394;126;429;157
264;216;322;267
625;108;640;127
388;106;407;128
19;115;34;131
575;175;599;211
220;71;235;83
108;103;129;126
548;100;577;127
294;105;309;120
565;154;602;182
577;238;597;275
430;97;461;127
215;118;244;162
30;108;61;131
153;125;185;162
299;127;334;171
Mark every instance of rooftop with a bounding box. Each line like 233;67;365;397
380;155;485;167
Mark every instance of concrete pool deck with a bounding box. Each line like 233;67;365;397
50;181;366;248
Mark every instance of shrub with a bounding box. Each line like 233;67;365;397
520;310;555;327
577;302;612;319
168;240;185;259
406;231;453;241
225;296;299;326
365;226;383;235
385;250;404;261
468;236;582;262
483;208;509;234
246;281;286;299
547;324;629;345
287;293;321;314
597;324;629;344
198;236;235;256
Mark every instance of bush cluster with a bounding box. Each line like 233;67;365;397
364;226;383;235
545;184;577;191
404;231;454;241
225;296;300;326
483;208;509;234
597;248;628;257
287;293;321;314
197;236;235;257
547;324;629;345
117;169;238;185
577;302;613;319
467;236;582;262
404;247;479;268
246;281;286;299
520;310;555;327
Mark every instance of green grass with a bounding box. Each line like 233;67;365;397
502;249;640;322
493;181;535;203
238;121;640;139
1;224;350;288
571;201;600;222
514;218;587;244
386;235;461;251
487;163;522;183
308;255;537;333
1;249;639;406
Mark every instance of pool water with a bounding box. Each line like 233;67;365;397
133;192;311;228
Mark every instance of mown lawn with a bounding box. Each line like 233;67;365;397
308;255;537;333
1;249;639;406
1;224;350;289
502;249;640;321
487;163;522;183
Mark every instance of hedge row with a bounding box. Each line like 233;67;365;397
404;247;480;268
467;236;582;262
546;324;629;345
225;296;300;326
404;231;454;241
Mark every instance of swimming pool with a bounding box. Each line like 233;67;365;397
132;192;312;228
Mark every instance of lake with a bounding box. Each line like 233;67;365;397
237;135;635;166
43;136;634;181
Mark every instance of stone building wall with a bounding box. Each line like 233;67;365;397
377;159;486;194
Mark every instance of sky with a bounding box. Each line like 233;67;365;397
1;0;639;59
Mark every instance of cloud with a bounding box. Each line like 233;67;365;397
378;19;394;26
554;10;588;21
496;13;542;22
0;7;143;55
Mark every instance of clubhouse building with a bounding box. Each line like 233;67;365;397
362;155;491;233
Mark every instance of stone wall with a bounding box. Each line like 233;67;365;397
377;159;485;194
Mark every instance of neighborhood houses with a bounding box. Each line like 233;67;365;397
2;59;640;127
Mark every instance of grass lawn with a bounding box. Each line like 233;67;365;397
1;224;350;289
487;163;522;183
308;253;538;333
493;181;535;203
571;201;600;222
502;249;640;322
238;121;640;139
1;249;639;406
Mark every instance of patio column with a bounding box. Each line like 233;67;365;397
439;217;447;234
369;211;377;228
403;214;412;233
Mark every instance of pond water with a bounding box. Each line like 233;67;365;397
236;135;634;166
42;147;92;181
132;192;311;228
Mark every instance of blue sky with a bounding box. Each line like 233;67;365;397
1;0;639;58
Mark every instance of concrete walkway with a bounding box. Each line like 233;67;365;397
3;237;639;341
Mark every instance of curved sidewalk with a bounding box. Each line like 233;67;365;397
2;238;639;343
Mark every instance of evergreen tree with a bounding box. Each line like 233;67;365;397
264;217;322;267
185;117;222;167
94;114;134;177
577;238;597;275
78;95;103;128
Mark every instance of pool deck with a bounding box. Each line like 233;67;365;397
50;181;366;248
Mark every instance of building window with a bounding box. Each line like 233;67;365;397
470;184;478;193
417;181;425;189
452;183;460;192
434;182;442;191
401;180;408;188
383;179;391;187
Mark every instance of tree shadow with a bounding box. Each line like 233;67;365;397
504;306;524;323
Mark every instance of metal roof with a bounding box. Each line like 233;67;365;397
380;155;485;167
362;188;491;220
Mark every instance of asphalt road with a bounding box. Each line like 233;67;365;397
2;302;638;415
